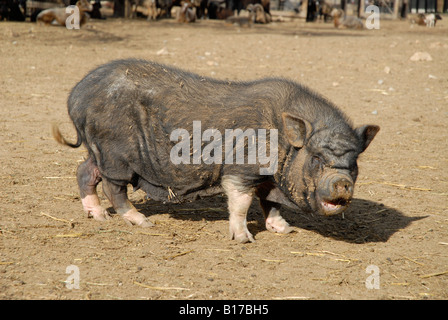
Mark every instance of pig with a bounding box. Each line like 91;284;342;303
248;3;271;24
131;0;158;21
176;0;196;23
53;59;379;243
331;8;364;30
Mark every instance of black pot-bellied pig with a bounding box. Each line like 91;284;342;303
53;59;379;243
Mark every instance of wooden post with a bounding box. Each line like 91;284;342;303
113;0;125;17
124;0;131;18
401;0;408;17
393;0;400;18
359;0;365;18
299;0;308;18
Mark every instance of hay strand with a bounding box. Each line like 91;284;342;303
40;212;75;227
420;270;448;279
403;256;425;266
261;259;284;262
358;181;431;191
133;281;190;291
164;250;194;260
53;233;86;238
272;296;310;300
137;231;171;237
85;282;114;286
43;176;76;179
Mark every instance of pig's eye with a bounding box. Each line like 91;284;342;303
311;155;325;170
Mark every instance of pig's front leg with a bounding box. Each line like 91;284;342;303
222;176;255;243
259;199;293;234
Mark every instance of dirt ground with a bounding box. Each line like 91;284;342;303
0;10;447;301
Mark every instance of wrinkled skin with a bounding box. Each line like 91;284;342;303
225;114;379;243
278;116;379;218
53;59;379;243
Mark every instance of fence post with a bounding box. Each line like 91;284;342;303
393;0;400;18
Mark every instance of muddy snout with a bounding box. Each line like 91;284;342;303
316;170;354;215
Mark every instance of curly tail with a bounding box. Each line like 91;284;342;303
52;123;82;148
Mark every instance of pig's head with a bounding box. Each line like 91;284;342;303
280;112;379;216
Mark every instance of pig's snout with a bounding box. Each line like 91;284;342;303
316;170;354;216
331;177;353;197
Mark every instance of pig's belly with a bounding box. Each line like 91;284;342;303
134;174;224;203
132;160;224;202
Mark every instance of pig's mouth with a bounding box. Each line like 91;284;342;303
319;197;350;215
315;172;354;216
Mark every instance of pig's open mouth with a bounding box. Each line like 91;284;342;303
320;198;350;215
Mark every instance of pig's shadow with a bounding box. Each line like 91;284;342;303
279;199;425;243
136;196;424;244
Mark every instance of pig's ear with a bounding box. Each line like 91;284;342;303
355;125;380;152
282;112;312;148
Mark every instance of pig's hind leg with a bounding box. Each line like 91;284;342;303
77;157;111;221
222;175;255;243
101;178;154;227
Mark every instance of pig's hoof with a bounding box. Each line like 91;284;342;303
230;229;255;243
266;216;293;234
122;210;154;227
87;206;111;221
